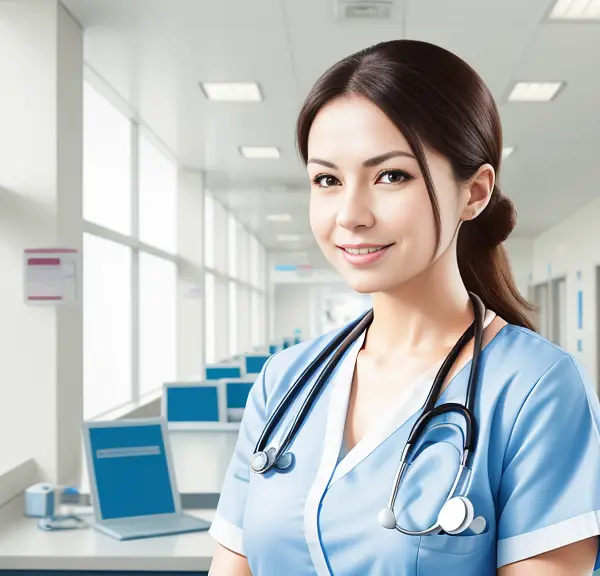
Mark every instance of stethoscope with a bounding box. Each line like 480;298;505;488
250;292;488;537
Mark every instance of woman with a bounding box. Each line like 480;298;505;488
209;40;600;575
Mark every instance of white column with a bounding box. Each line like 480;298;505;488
177;169;205;379
0;1;83;484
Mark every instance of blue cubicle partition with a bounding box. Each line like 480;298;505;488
243;353;270;376
222;377;256;422
162;382;227;427
269;344;278;355
204;363;243;380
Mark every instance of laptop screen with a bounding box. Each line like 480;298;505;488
89;424;176;519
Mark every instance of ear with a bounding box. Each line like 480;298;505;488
460;164;495;222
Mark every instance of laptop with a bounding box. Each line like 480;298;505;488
82;417;211;540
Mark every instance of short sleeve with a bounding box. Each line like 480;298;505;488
496;355;600;570
208;355;274;555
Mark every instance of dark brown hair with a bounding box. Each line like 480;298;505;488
296;39;535;330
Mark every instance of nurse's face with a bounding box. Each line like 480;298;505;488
307;95;468;294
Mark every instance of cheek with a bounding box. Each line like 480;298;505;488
382;194;436;246
309;194;333;244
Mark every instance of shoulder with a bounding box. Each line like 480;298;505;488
259;320;358;409
485;323;598;428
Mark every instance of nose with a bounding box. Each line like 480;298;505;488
335;183;375;230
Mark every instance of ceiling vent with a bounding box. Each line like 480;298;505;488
335;0;394;20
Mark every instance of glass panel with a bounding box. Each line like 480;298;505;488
213;200;228;274
83;83;131;235
83;234;132;418
204;195;214;269
205;272;216;363
229;281;238;357
228;214;237;279
138;135;177;253
139;253;177;395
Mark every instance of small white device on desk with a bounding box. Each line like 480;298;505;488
82;417;211;541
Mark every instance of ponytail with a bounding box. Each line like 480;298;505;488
457;186;536;330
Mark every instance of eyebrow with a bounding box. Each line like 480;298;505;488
307;150;416;169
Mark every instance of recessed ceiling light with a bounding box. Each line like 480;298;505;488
267;214;292;222
200;82;262;102
276;234;302;242
550;0;600;19
239;146;280;159
508;82;565;102
502;146;515;159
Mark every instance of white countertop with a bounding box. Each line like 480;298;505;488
0;495;217;572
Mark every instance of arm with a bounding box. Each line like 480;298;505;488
498;537;598;576
496;356;600;572
209;543;253;576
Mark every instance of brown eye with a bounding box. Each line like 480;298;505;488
313;174;340;188
376;169;413;185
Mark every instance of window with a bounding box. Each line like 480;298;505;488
229;281;238;356
83;234;132;419
237;224;249;283
215;277;230;361
213;200;228;274
204;195;214;269
83;83;183;419
205;272;216;364
237;285;251;353
139;253;177;396
83;82;131;235
250;235;260;288
138;134;177;254
251;290;261;348
228;214;237;279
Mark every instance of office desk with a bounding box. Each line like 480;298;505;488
0;495;216;574
169;429;238;494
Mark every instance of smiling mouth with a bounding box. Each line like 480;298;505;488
342;246;388;255
338;243;393;254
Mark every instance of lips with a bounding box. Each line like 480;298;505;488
337;244;393;265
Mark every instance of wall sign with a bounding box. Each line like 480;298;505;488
24;248;80;306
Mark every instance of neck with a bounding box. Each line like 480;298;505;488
366;250;473;357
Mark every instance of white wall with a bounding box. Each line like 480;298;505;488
530;196;600;388
0;0;83;483
504;238;534;299
273;284;314;341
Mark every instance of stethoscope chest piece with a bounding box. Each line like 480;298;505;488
378;507;398;530
251;447;295;474
250;451;269;473
437;496;474;535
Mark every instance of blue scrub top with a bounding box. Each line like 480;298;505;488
209;320;600;575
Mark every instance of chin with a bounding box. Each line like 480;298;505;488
338;271;395;294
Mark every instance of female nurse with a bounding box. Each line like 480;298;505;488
209;40;600;575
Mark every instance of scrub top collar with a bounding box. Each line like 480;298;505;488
328;310;498;486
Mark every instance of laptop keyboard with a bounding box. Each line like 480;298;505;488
103;514;209;538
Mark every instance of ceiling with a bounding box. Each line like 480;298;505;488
62;0;600;265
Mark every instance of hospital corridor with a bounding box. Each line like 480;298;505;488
2;0;600;575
